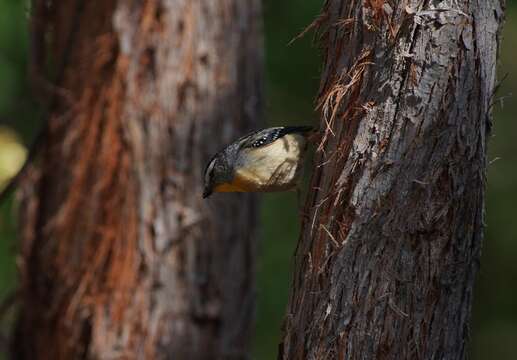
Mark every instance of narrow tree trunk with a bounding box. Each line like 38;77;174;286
12;1;262;359
280;0;504;359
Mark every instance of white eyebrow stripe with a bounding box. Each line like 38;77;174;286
205;158;216;183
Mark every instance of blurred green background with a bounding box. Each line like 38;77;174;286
0;1;515;359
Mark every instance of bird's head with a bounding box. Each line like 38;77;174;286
202;151;236;198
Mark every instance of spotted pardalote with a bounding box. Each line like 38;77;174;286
202;126;314;198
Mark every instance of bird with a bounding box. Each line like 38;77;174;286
202;126;315;198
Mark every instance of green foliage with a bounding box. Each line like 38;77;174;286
0;0;37;137
470;6;517;359
0;194;16;295
253;1;321;357
0;197;16;360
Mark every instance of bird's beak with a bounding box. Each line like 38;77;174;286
202;187;212;199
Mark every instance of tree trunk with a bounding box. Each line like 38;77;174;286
280;1;504;359
12;1;262;359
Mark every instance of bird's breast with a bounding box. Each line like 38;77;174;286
235;133;307;192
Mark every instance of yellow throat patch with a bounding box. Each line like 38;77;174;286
213;171;257;193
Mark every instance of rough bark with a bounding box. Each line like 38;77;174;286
12;1;262;359
280;0;504;359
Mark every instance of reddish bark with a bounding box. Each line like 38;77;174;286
12;1;263;359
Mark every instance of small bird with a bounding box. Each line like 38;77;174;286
203;126;314;198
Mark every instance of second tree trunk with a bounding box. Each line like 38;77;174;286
280;0;504;359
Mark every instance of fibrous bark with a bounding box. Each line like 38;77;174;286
12;1;262;359
280;0;504;359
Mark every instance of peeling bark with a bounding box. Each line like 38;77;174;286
12;1;262;359
280;0;504;359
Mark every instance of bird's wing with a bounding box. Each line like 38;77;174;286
240;126;314;149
